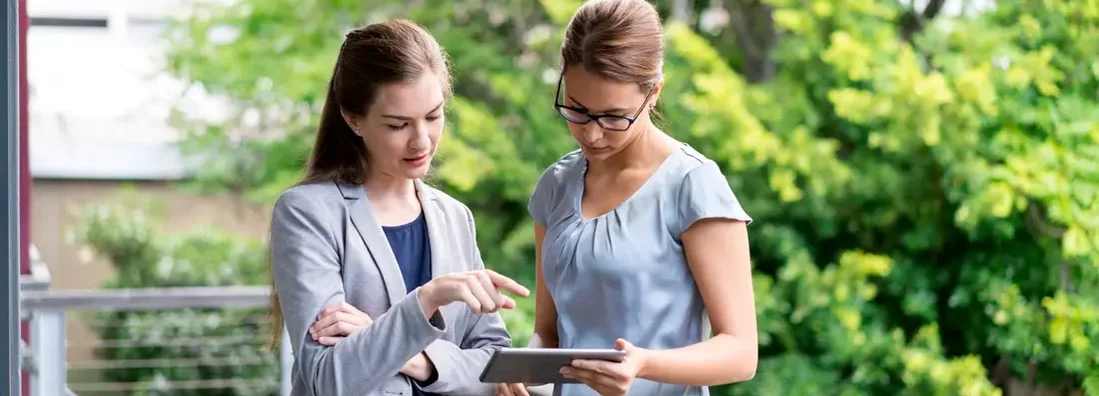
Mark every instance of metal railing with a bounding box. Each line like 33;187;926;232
18;248;552;396
18;248;292;396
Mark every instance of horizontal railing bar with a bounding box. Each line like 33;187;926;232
69;378;279;393
80;320;272;330
68;355;277;370
19;276;50;292
21;286;271;312
80;335;261;348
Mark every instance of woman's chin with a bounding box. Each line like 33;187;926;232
398;164;431;180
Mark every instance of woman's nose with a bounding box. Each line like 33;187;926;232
581;122;604;143
410;123;431;150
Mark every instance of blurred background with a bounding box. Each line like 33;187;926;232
12;0;1098;395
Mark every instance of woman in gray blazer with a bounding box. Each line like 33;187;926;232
267;19;530;396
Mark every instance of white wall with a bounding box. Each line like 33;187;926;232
27;0;229;179
28;0;199;21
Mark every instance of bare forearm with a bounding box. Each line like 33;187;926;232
527;332;558;349
639;335;757;386
400;353;434;382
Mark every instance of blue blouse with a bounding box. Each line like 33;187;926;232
528;144;752;396
383;212;433;294
382;212;437;396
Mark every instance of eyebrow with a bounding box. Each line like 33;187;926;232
565;95;629;114
381;101;445;120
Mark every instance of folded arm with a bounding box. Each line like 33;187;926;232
271;190;446;396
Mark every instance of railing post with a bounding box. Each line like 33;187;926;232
280;329;292;396
31;310;65;396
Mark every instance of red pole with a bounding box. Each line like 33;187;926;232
18;0;31;393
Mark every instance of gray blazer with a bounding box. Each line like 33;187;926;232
270;179;511;396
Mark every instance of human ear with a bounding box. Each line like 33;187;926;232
648;78;665;110
339;108;364;135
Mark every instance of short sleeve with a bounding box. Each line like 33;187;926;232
528;165;559;226
674;161;752;235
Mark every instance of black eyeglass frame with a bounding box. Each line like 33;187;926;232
553;70;657;132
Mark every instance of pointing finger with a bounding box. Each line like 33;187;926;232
485;271;531;297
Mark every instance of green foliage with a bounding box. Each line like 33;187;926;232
159;0;1099;394
72;195;276;396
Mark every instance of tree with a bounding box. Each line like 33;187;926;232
161;0;1099;394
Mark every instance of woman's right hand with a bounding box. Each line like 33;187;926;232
419;269;531;315
310;302;373;345
495;383;532;396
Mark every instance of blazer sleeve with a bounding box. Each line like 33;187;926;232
270;189;447;396
416;205;513;395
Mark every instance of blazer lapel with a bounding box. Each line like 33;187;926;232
336;181;406;307
415;180;452;279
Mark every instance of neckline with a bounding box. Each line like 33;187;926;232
574;146;683;222
381;211;425;231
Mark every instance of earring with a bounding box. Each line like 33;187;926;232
352;129;360;136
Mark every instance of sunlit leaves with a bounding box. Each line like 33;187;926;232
537;0;584;26
821;31;874;81
953;63;999;115
435;98;505;192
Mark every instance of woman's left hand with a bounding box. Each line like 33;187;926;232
561;339;647;396
309;302;373;345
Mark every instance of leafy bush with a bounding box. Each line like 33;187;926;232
72;194;276;396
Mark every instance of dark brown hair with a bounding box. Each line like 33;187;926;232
267;19;451;348
561;0;665;92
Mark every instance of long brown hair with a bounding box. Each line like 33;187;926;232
561;0;664;92
266;19;452;348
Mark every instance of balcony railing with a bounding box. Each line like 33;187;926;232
18;248;292;396
18;246;552;396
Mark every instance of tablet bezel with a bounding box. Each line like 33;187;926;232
478;348;627;385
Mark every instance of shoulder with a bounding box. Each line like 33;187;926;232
662;144;753;228
539;149;584;184
273;181;347;219
528;150;583;223
535;149;584;191
269;182;349;244
666;144;726;183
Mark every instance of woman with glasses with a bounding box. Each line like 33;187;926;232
496;0;758;395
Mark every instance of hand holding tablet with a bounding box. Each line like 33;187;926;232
479;347;627;385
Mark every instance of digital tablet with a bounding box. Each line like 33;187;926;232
479;348;627;384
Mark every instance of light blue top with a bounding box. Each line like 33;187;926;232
528;144;752;396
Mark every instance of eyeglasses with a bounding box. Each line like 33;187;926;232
553;71;655;132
